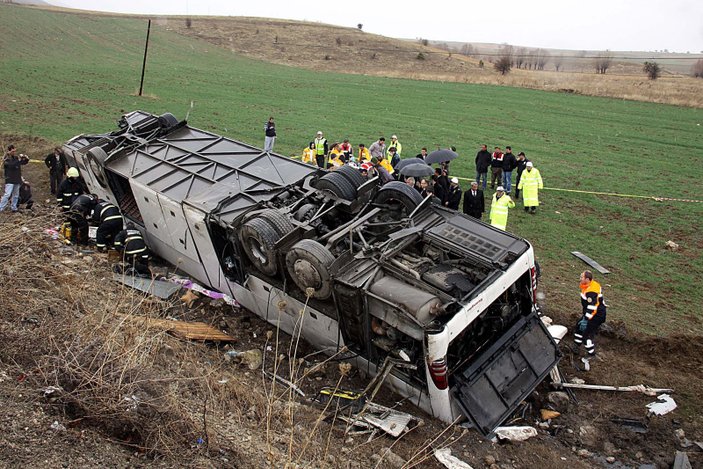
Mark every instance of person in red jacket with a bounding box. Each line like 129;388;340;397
573;270;607;371
490;146;504;190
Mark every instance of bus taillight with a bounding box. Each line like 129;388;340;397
428;357;449;390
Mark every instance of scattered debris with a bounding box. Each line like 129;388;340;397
665;240;680;251
570;377;586;385
180;289;200;308
372;447;406;468
224;349;262;370
578;425;599;446
263;370;305;397
341;402;417;438
559;382;673;396
120;314;236;342
646;393;677;416
493;426;538;442
547;391;571;412
673;451;692;469
170;276;239;307
123;394;140;411
50;421;66;432
611;417;649;434
434;447;474;469
113;273;183;299
540;409;561;420
571;251;610;274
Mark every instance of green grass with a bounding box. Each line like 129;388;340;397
1;4;702;335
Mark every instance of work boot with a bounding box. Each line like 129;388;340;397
531;207;537;214
524;207;529;212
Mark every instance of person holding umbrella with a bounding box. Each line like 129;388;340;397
489;186;515;231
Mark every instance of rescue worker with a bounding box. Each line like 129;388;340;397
301;142;315;165
489;186;515;230
573;270;607;371
517;161;543;214
444;177;462;210
91;199;123;251
114;223;150;276
328;143;345;168
386;135;402;159
57;167;86;211
66;194;98;245
357;143;371;162
313;131;328;168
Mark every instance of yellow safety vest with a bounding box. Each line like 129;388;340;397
517;168;543;207
314;137;327;156
489;193;515;230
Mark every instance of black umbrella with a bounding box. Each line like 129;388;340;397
399;163;435;178
425;149;458;165
394;157;427;172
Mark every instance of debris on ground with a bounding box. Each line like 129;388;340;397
571;251;610;274
646;393;677;416
120;314;236;342
559;382;673;396
673;450;692;469
434;447;474;469
340;402;418;438
665;240;680;251
180;289;200;308
612;417;649;434
493;426;538;442
540;409;561;420
112;273;182;299
224;349;262;370
50;421;66;432
170;276;239;306
263;370;305;397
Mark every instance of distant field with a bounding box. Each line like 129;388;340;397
1;4;702;336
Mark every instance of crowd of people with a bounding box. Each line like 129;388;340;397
295;131;544;231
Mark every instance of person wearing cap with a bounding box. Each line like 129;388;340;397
445;177;462;210
517;161;543;214
369;137;386;160
463;181;485;220
514;152;530;199
386;135;402;159
57;167;87;212
313;131;328;168
0;144;30;213
489;186;515;230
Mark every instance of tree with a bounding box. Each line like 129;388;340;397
357;23;363;31
460;43;475;57
643;61;661;80
554;54;564;72
514;47;527;69
535;49;550;70
185;18;192;29
594;50;613;74
692;59;703;78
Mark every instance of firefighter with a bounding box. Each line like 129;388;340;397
489;186;515;231
517;161;543;214
65;194;98;245
114;223;150;276
57;167;87;211
91;199;123;251
573;270;607;371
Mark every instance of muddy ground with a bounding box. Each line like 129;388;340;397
0;135;701;468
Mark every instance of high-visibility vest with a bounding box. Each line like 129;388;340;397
329;149;345;167
358;147;371;162
517;168;543;207
386;140;402;159
302;147;315;164
581;280;606;319
314;137;327;156
489;193;515;230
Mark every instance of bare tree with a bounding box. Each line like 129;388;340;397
594;50;613;74
643;61;661;80
554;54;564;72
535;49;550;70
494;45;513;75
692;59;703;78
514;47;527;69
460;43;475;57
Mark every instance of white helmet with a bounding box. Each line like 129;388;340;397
67;167;80;178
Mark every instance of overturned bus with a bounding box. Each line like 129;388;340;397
63;110;560;436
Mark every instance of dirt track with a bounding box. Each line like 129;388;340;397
0;135;701;468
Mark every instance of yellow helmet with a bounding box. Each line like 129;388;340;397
67;167;80;178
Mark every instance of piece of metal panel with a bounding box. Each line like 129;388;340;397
571;251;610;274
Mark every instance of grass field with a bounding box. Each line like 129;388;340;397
1;4;702;336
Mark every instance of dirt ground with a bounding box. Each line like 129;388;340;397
1;135;701;468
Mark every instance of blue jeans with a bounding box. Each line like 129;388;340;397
0;183;21;211
475;171;487;190
503;171;513;193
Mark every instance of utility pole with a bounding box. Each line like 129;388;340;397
138;19;151;97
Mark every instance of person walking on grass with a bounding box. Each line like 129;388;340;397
489;186;515;230
0;144;30;213
263;117;276;152
517;161;543;214
573;270;607;371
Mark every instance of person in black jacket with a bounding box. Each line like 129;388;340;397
57;167;87;211
44;147;67;195
114;223;151;276
475;144;492;190
502;146;518;195
91;200;123;251
263;116;276;152
444;177;462;210
463;181;485;219
432;168;449;204
18;179;34;210
514;152;530;199
0;145;30;213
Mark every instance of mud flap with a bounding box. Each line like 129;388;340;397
452;314;560;436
